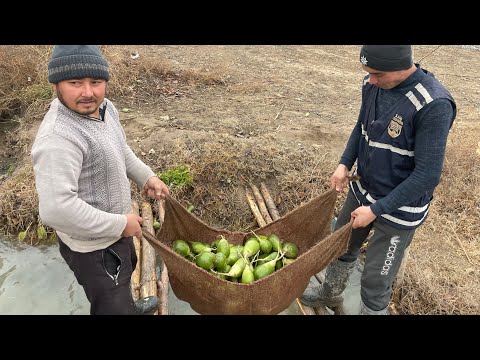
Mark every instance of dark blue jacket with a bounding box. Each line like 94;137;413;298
350;67;456;230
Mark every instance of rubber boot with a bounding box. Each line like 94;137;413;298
359;300;388;315
134;296;159;315
300;259;356;308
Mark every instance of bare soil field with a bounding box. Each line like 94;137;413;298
0;45;478;314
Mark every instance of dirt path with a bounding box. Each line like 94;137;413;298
114;45;479;174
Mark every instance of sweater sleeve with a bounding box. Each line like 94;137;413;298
370;98;454;216
32;134;127;239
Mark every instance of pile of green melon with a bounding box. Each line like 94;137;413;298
171;232;299;284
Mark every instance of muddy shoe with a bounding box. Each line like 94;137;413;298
134;296;159;315
300;284;344;308
301;259;356;308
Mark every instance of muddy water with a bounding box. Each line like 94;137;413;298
0;238;89;315
0;238;305;315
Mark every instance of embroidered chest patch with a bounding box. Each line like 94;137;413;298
388;114;403;138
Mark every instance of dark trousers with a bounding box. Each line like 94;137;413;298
335;190;415;311
58;236;138;315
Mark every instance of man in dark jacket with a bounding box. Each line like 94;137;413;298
301;45;456;314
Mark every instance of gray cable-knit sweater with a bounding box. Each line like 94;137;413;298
32;98;155;253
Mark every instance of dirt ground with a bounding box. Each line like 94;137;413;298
1;45;479;314
117;45;361;168
111;46;479;194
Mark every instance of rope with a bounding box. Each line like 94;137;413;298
417;45;442;64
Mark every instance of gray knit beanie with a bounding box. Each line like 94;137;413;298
359;45;413;71
48;45;110;83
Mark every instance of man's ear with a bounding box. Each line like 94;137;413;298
52;84;57;92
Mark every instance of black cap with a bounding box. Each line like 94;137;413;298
360;45;413;71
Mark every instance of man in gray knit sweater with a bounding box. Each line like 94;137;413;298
32;45;170;315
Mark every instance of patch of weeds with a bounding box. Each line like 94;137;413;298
23;83;53;102
6;163;15;175
157;165;193;188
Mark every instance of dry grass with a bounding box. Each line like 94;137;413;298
0;164;38;240
395;126;480;314
132;133;338;232
102;45;227;107
0;45;52;120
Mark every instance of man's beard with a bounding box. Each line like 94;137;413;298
56;89;99;116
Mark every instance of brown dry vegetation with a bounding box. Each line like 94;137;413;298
0;45;478;314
